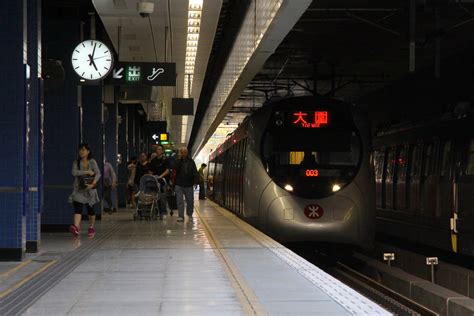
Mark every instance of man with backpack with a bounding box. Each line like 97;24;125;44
174;147;198;223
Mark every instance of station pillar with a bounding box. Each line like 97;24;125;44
26;0;43;253
0;1;29;260
41;9;81;229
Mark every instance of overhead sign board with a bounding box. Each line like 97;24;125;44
105;62;176;86
172;98;194;115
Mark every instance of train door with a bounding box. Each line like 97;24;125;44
384;147;396;209
408;144;422;215
395;145;409;211
457;138;474;248
420;142;438;218
239;138;248;216
228;145;235;211
222;149;231;207
216;153;225;205
374;149;385;209
207;159;215;198
437;140;454;219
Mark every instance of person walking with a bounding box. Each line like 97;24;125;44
69;143;101;238
103;160;117;214
134;152;150;188
127;157;137;208
174;147;198;223
198;163;207;200
149;145;170;219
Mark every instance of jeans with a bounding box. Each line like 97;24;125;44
158;196;167;215
198;181;206;199
175;185;194;218
103;185;115;209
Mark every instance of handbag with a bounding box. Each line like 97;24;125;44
77;160;95;190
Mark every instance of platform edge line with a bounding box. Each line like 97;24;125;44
195;206;267;316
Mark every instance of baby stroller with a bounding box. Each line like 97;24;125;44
134;174;163;221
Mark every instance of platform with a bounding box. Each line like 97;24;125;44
0;199;390;315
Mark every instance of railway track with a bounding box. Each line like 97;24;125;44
330;262;438;316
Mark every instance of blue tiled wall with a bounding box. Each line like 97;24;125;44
42;16;80;225
127;107;137;158
105;103;117;208
82;85;104;211
0;1;28;252
117;104;127;206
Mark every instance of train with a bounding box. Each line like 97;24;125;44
373;112;474;257
207;96;374;249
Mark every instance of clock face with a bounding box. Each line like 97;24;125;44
71;40;113;81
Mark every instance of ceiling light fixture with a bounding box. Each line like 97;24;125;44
182;0;203;144
183;0;202;99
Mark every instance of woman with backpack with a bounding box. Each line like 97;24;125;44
69;143;101;238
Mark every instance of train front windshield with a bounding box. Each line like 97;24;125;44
262;109;361;198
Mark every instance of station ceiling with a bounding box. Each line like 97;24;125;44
191;0;474;158
45;0;474;156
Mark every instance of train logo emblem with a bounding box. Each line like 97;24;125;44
304;204;324;219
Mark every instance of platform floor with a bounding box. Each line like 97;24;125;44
1;198;390;315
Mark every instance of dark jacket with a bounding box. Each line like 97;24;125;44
175;157;198;187
134;162;150;185
149;155;169;178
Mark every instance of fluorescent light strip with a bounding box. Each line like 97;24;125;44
181;0;202;144
183;0;202;98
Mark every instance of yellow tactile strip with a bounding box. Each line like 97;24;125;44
0;260;57;298
0;259;33;279
195;206;268;316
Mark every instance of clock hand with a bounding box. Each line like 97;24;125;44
88;54;94;66
91;43;97;59
92;55;109;60
91;59;98;71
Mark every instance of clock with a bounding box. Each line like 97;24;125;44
71;39;113;81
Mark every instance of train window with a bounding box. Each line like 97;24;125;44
440;141;452;177
422;144;434;177
467;139;474;175
397;146;408;180
261;123;361;199
409;144;422;177
385;148;395;179
374;150;385;182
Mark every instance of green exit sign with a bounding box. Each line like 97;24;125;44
126;66;141;82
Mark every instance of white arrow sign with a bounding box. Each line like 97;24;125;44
152;134;159;140
113;67;124;79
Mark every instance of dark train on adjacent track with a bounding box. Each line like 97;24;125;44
207;96;374;249
373;113;474;257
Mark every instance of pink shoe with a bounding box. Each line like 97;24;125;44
87;227;96;238
69;225;80;236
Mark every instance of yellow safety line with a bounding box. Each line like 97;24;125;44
195;206;267;316
0;260;32;278
0;260;57;298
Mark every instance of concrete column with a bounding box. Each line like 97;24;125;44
26;0;42;253
0;1;28;260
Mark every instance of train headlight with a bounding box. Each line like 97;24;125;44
284;184;294;192
332;184;341;192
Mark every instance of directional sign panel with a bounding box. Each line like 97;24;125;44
105;62;176;86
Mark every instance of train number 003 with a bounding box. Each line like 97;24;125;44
305;169;319;177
